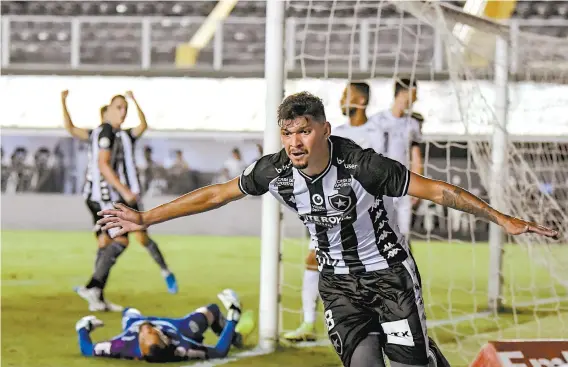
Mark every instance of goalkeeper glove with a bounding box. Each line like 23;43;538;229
217;289;242;322
75;315;104;332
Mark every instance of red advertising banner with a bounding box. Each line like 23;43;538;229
471;340;568;367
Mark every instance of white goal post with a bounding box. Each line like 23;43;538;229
258;0;286;352
259;1;568;361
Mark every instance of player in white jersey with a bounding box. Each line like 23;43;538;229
366;78;423;242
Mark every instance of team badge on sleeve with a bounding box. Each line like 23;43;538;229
243;161;257;176
99;137;111;149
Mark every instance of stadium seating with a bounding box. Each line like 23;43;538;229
1;1;565;67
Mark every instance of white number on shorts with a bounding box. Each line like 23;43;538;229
324;310;335;331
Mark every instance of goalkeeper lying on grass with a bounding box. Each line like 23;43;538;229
75;289;254;362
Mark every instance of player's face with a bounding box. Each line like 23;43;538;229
398;88;417;109
139;324;169;357
105;105;123;125
110;97;128;122
340;85;364;116
280;116;330;170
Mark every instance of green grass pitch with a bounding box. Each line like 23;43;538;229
2;230;567;367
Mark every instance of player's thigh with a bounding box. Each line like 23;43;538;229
89;200;130;246
86;200;105;239
349;334;387;367
305;245;318;270
319;273;375;367
181;311;209;342
155;311;209;342
364;262;428;366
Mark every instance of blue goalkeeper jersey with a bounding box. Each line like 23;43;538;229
90;319;208;360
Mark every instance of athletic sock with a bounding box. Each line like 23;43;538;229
94;247;103;270
87;242;126;294
144;238;170;273
302;269;320;324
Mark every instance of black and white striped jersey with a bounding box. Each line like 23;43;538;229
83;123;141;202
239;135;411;274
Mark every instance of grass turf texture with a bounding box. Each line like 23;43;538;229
2;231;567;367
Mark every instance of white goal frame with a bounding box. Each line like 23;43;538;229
257;0;512;351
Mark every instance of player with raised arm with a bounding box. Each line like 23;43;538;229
75;289;255;362
97;92;557;367
61;91;178;309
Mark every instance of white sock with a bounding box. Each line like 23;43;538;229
302;269;320;324
161;269;172;278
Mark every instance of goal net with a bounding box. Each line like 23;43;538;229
278;1;568;364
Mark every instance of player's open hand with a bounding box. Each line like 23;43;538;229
96;203;146;237
500;216;558;238
61;90;69;100
125;91;134;99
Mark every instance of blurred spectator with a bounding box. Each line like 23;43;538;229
146;166;169;197
1;148;9;193
255;143;263;159
141;145;165;194
212;167;231;184
31;147;54;192
167;149;195;195
6;147;33;193
51;145;66;193
224;148;247;179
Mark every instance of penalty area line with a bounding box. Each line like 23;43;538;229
182;348;271;367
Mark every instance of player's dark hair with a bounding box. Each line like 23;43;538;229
349;82;370;104
100;105;108;119
144;344;178;363
36;147;50;155
277;92;326;127
110;94;126;103
394;78;417;97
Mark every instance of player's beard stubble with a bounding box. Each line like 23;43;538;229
292;161;308;169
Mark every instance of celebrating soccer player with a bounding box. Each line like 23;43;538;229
286;79;424;342
75;289;255;362
97;92;557;367
61;91;177;312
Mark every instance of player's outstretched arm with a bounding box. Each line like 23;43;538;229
97;177;246;237
61;90;90;141
75;316;105;357
125;91;148;138
407;172;558;238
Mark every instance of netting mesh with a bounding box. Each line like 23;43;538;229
280;0;568;364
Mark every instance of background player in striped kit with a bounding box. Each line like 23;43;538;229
96;91;557;367
284;80;424;342
61;91;177;312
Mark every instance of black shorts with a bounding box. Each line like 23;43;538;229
86;199;143;237
319;259;428;367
